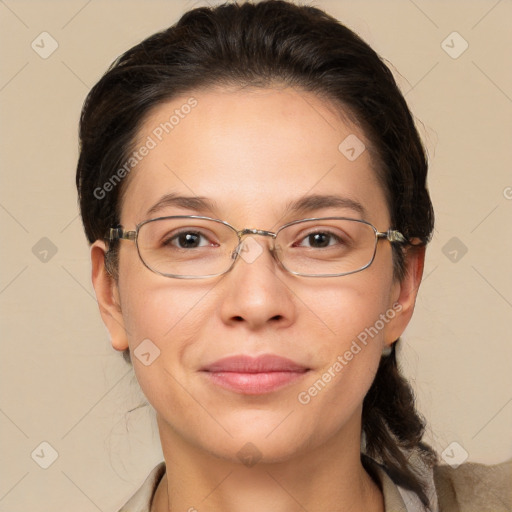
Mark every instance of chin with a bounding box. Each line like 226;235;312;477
208;434;308;467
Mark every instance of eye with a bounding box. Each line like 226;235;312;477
295;230;346;249
164;230;215;249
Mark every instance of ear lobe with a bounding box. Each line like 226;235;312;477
384;244;426;345
91;241;129;351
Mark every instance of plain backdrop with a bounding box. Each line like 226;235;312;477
1;0;511;510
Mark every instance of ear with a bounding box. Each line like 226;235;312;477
384;243;426;346
91;240;129;351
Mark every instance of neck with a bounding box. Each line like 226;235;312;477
152;416;384;512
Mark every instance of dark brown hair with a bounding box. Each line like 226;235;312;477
76;0;436;505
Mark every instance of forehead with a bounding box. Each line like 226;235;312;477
120;86;389;228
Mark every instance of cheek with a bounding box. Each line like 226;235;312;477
304;266;395;348
120;279;215;349
118;279;216;416
115;254;217;398
116;245;212;339
294;271;395;415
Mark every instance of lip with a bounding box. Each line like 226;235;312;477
200;354;310;395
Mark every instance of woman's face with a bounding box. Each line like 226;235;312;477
93;86;417;464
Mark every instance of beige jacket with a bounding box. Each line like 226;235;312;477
117;458;512;512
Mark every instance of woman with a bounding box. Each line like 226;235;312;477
76;1;511;511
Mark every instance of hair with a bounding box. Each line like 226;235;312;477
76;0;437;505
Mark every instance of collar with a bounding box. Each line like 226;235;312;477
364;455;439;512
118;456;438;512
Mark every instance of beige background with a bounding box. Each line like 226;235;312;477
1;0;511;510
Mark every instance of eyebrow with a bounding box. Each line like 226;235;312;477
146;193;219;217
146;192;366;219
282;193;367;218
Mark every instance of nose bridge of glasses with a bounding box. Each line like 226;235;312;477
237;228;277;239
231;228;280;262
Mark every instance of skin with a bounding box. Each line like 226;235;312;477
91;86;425;512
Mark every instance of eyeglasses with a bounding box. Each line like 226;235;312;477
108;215;406;279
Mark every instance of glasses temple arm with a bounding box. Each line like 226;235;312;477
108;228;136;241
376;230;407;244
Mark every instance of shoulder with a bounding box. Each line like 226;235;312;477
433;459;512;512
117;462;166;512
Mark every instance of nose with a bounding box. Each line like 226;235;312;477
218;235;296;330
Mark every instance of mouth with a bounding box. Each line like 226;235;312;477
200;354;310;395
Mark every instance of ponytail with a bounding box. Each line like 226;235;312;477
362;340;438;507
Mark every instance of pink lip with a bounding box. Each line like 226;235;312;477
200;354;310;395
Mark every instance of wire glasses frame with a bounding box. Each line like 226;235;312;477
108;215;407;279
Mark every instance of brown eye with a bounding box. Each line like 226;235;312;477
305;232;333;248
169;231;204;249
295;230;346;249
